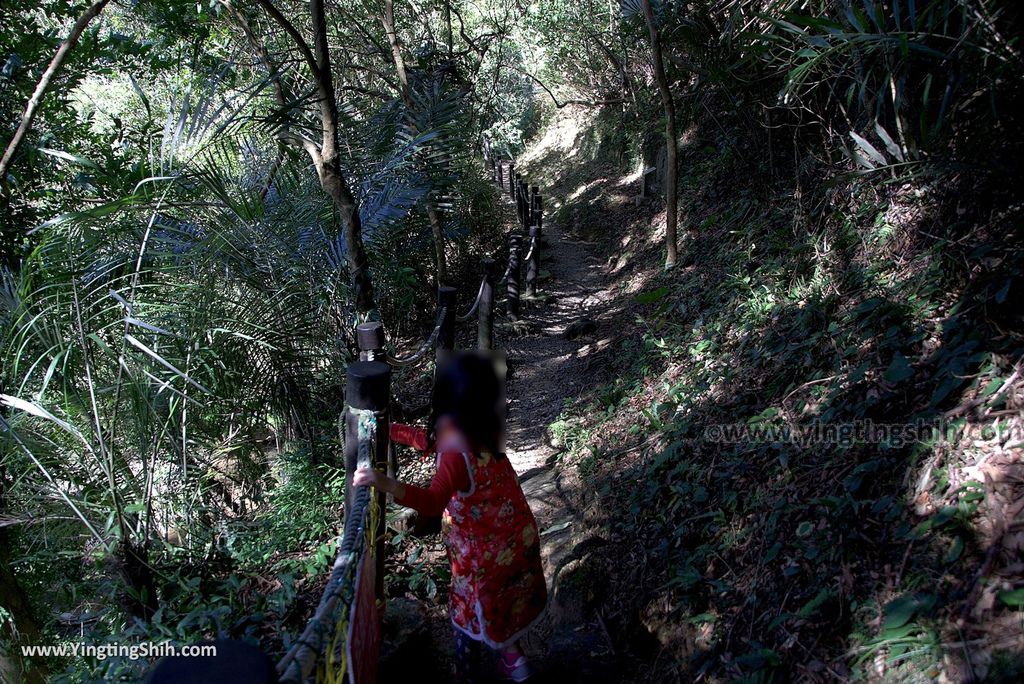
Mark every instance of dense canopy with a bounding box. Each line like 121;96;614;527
2;1;1022;682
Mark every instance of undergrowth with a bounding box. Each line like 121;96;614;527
532;107;1023;681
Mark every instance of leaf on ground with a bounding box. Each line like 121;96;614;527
884;352;913;384
997;588;1024;607
634;287;669;304
882;593;935;630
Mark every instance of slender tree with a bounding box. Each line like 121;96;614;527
0;0;111;185
254;0;377;312
641;0;678;268
382;0;449;286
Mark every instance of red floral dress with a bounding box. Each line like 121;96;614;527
390;425;547;648
442;451;547;648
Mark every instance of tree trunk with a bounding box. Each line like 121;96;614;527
309;0;377;313
443;0;453;55
0;0;111;184
383;0;448;285
641;0;678;268
0;474;47;684
317;161;376;312
255;0;377;313
427;205;448;286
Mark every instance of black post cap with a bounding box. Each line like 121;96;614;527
346;361;391;410
437;285;457;306
356;321;386;351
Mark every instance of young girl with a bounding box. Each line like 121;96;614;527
353;353;547;682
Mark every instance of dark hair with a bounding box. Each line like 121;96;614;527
429;353;505;457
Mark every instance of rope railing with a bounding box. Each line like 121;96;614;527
277;408;379;684
274;140;550;683
385;306;448;368
523;234;537;264
498;256;513;285
456;278;486;323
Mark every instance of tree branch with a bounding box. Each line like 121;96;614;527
0;0;111;184
508;65;622;109
254;0;321;83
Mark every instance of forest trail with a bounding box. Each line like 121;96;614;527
498;197;626;682
381;191;631;682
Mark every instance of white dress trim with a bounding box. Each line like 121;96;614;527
451;597;548;651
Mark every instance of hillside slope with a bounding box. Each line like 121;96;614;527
519;104;1024;682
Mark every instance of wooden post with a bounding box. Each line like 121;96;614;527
436;286;456;365
478;258;495;350
525;226;539;297
507;234;522;320
343;360;391;603
515;179;524;224
640;166;656;197
356;322;385;362
531;185;540;215
524;183;533;231
534;197;544;244
518;179;529;228
508;163;516;196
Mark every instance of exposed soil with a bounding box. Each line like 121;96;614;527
380;183;635;682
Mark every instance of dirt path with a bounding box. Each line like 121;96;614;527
499;201;625;683
381;193;626;682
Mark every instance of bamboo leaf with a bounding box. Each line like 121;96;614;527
850;131;887;166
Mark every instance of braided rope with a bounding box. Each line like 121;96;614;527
498;256;514;285
523;235;537;263
277;409;377;684
456;278;487;323
385;306;448;368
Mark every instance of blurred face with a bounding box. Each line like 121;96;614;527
432;351;508;454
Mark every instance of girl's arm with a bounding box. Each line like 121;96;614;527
352;467;407;500
352;452;469;517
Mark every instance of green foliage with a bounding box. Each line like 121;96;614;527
546;119;1023;679
229;446;346;574
1;1;514;677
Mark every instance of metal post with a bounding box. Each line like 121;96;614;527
356;321;385;362
507;234;522;321
343;361;391;603
478;258;495;350
436;286;456;365
526;226;539;297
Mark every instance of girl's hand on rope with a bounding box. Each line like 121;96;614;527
352;467;382;489
353;467;406;499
